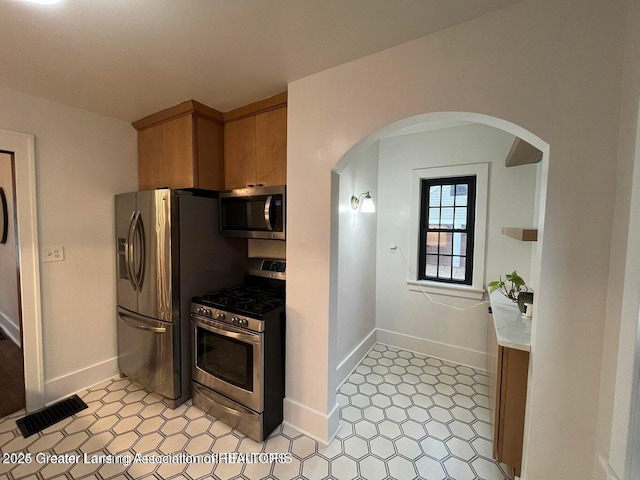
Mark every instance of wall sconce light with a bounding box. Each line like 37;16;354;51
351;191;376;213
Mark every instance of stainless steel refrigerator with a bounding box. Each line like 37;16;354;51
115;189;245;408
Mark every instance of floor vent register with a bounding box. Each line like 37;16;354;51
16;394;88;437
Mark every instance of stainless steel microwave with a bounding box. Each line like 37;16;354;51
219;185;285;240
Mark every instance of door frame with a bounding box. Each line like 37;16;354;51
0;128;45;412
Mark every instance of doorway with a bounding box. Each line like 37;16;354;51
0;151;25;416
329;112;549;478
0;129;45;414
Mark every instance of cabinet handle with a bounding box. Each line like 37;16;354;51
247;184;255;188
256;183;264;187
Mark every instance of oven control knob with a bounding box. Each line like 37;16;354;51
197;307;204;315
241;318;248;328
205;309;212;317
216;312;225;320
234;317;245;327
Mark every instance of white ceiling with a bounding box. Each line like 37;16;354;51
1;0;523;123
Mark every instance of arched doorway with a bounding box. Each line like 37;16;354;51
329;112;549;477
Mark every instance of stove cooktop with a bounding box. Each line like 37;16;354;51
194;284;285;319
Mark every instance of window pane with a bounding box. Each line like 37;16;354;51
453;233;466;255
452;256;466;280
440;207;454;227
442;187;455;206
454;207;467;229
428;208;440;228
455;184;468;206
425;255;438;277
426;232;439;254
439;233;452;255
429;186;441;207
438;256;452;279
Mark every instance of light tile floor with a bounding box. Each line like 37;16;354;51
0;344;513;479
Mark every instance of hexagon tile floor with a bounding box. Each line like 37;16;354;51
0;344;513;479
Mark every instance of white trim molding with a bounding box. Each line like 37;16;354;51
599;455;621;480
45;356;119;405
0;311;21;347
283;397;341;446
336;329;377;388
0;128;44;412
377;328;487;371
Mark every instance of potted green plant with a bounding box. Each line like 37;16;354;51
488;271;533;313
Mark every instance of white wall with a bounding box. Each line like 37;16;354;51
596;0;640;477
375;124;537;369
335;142;378;385
0;86;138;402
0;153;21;347
286;1;623;479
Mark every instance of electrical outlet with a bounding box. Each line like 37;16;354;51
43;246;64;263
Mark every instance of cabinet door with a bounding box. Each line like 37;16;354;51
224;116;256;189
256;107;287;186
163;115;195;189
138;124;163;191
195;116;225;191
498;347;528;476
487;313;501;458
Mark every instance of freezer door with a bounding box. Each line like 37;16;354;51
117;306;180;400
115;192;138;312
136;189;175;321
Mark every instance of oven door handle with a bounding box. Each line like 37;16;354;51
192;316;261;345
192;382;256;417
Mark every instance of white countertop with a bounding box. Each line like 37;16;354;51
489;291;531;352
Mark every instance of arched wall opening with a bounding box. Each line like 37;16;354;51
328;112;549;474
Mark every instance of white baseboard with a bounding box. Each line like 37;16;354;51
0;310;21;347
376;328;487;371
336;329;377;388
599;455;620;480
45;356;119;405
284;397;341;446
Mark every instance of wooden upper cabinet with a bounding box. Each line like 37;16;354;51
256;107;287;187
133;100;225;191
223;92;287;190
224;116;257;190
138;123;163;191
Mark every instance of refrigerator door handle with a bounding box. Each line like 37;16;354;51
134;212;146;291
264;195;273;231
126;211;138;291
118;311;167;333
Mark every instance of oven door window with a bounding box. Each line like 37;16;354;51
196;327;253;391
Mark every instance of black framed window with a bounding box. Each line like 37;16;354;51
418;175;476;284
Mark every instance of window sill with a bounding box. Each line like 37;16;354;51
406;280;485;300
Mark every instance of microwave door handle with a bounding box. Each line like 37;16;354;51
135;212;146;292
264;195;273;231
126;212;138;291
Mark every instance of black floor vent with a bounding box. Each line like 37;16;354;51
17;395;88;438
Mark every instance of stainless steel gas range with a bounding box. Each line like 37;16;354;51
190;259;285;442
